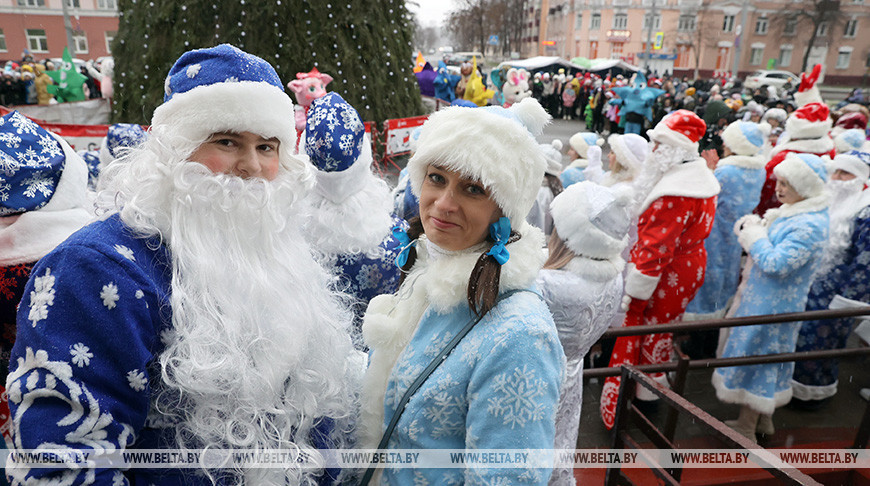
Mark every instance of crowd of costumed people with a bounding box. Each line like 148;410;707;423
1;42;869;486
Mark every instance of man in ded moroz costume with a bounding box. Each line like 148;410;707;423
7;44;359;485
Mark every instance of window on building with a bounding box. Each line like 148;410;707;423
750;47;764;65
779;45;793;67
590;13;601;30
98;0;118;8
784;17;797;35
817;21;829;36
613;14;628;29
676;45;690;68
610;42;624;59
844;18;858;37
17;0;45;6
678;15;696;32
576;13;583;30
0;30;6;52
65;0;80;7
105;31;116;53
589;41;599;58
837;48;852;69
722;15;735;32
755;16;768;34
26;29;48;52
73;34;88;54
644;14;662;30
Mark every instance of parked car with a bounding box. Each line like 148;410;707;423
744;70;799;90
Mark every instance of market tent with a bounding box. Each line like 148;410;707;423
495;56;583;74
571;57;640;73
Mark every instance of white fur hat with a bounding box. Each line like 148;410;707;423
761;108;787;124
834;128;868;154
568;131;604;159
408;97;551;225
829;150;870;181
785;102;832;141
773;152;829;198
541;139;564;176
607;133;648;173
550;180;633;259
151;44;300;172
722;121;768;156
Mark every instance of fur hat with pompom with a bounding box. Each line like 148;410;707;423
648;109;707;153
408;97;551;226
773;152;828;198
785;102;832;140
834;128;869;154
540;139;564;177
722;121;769;156
608;133;648;173
550;180;634;260
568;131;604;159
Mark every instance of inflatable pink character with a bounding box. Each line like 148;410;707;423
288;67;334;133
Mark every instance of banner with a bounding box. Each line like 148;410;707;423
383;115;429;156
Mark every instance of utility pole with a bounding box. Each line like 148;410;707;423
731;0;749;80
539;0;551;56
61;0;77;56
644;0;657;70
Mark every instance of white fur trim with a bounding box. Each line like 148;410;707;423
769;137;834;159
550;182;632;259
794;85;822;107
567;158;589;169
0;133;93;265
98;136;112;172
358;220;546;449
408;102;549;224
639;159;721;213
311;135;375;204
760;193;828;225
624;263;660;301
151;81;297;159
737;223;767;251
608;134;646;173
564;255;625;282
785;114;833;141
790;379;838;401
722;122;763;156
712;370;792;415
773;154;826;198
568;133;603;159
830;153;870;180
648;124;699;153
718;154;766;170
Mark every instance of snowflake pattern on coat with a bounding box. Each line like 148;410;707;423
381;291;564;485
793;204;870;399
713;207;829;413
687;162;766;316
0;111;66;216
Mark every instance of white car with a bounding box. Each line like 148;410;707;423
744;70;799;90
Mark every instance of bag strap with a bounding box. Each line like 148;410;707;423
359;288;540;486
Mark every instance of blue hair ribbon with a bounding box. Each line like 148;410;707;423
392;226;416;268
486;217;511;265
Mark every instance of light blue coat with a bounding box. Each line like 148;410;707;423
381;290;564;485
686;157;766;317
713;199;829;414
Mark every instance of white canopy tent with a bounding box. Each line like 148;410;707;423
496;56;640;74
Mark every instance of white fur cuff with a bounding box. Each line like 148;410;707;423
624;264;660;301
737;224;767;251
313;136;374;204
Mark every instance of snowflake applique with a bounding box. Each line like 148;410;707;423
37;133;62;159
486;364;548;429
0;182;9;203
114;244;136;262
224;76;239;83
667;272;679;287
127;369;147;391
0;153;19;177
354;263;383;290
16;147;49;167
100;282;120;309
422;391;465;438
22;173;54;199
325;107;339;131
340;108;363;133
70;343;94;368
27;268;55;327
0;132;22;149
338;133;355;156
10;112;39;136
186;63;201;78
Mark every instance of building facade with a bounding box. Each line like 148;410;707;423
0;0;118;62
525;0;870;85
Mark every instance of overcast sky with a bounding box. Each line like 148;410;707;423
408;0;456;27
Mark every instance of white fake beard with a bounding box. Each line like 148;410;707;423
631;142;697;209
827;178;865;210
815;178;865;278
109;158;358;484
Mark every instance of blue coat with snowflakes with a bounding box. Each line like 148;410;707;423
686;157;766;317
8;214;337;486
712;198;829;414
793;199;870;399
381;291;564;485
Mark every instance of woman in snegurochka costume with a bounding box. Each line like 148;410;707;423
359;98;566;485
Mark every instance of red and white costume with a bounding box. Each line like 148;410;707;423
600;110;720;429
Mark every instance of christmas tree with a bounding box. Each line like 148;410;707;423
112;0;424;125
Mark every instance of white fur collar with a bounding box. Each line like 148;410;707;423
639;159;721;213
718;154;765;170
564;254;625;282
568;158;589;169
761;194;828;226
769;137;834;159
358;221;545;449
